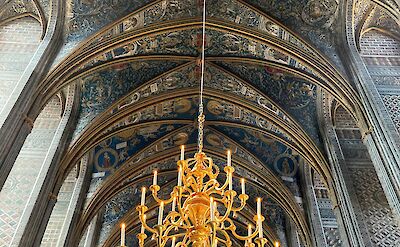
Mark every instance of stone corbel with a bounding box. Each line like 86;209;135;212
24;115;35;132
48;192;58;203
332;202;340;210
361;127;373;141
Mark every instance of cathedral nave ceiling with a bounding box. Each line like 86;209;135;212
33;0;400;246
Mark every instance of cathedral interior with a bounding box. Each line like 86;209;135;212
0;0;399;246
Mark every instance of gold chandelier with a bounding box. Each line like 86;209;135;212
133;142;274;247
118;1;281;246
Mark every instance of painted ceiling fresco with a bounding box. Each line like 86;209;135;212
59;0;343;82
61;1;349;246
67;0;153;41
86;121;303;245
354;0;400;41
244;0;346;73
74;59;186;135
0;0;45;24
73;60;321;147
81;27;315;78
92;124;185;175
364;6;400;38
214;61;321;147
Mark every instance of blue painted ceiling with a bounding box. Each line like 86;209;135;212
61;0;373;245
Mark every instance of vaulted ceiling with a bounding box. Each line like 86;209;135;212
27;0;399;246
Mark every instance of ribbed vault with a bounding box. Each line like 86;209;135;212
31;0;383;246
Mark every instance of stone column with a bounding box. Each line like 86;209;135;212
0;0;65;190
300;164;328;247
318;92;372;247
40;154;92;247
16;84;80;247
79;212;104;247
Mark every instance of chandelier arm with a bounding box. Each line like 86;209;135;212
150;185;175;205
216;230;232;247
209;221;218;247
137;232;147;247
202;179;219;193
254;238;268;247
185;175;198;192
210;193;231;211
136;206;158;235
153;225;164;247
162;225;186;241
214;175;230;191
215;192;235;223
176;187;192;227
180;233;190;246
164;212;184;228
225;218;260;241
231;194;249;212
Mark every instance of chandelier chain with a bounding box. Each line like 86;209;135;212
132;0;275;246
198;0;206;153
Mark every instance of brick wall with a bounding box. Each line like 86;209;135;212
360;30;400;57
334;106;358;129
0;17;42;111
360;30;400;67
334;106;400;246
41;167;77;246
359;29;400;135
0;96;62;246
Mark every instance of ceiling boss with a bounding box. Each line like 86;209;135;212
119;1;280;246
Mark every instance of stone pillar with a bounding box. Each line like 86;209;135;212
339;0;400;222
15;84;79;247
0;0;65;190
301;164;328;247
79;213;103;247
288;218;303;247
318;92;372;247
41;154;92;247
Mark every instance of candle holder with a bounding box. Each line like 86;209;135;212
137;233;147;246
254;237;268;247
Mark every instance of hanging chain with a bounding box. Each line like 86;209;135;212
197;0;206;153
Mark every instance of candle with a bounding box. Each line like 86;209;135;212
258;220;263;238
158;202;164;225
180;145;185;160
153;170;158;186
210;197;214;221
141;187;146;205
172;196;176;211
275;241;280;247
171;237;176;247
227;150;231;166
228;173;233;191
248;224;252;237
178;166;182;186
257;198;262;216
241;178;245;194
120;223;126;246
140;215;145;234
